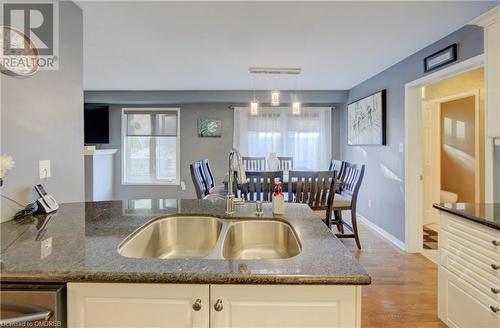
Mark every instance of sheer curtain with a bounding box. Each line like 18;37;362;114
234;106;332;170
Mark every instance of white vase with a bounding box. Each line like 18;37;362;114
267;153;279;171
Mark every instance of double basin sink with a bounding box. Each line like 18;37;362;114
118;216;302;260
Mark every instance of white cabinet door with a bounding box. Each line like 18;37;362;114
439;267;500;328
210;285;361;328
67;283;209;328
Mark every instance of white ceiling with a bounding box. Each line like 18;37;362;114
79;1;496;91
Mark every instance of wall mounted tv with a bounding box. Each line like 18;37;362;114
84;103;110;144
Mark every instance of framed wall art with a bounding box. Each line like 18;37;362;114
347;90;386;146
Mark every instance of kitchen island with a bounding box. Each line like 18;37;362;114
1;199;370;327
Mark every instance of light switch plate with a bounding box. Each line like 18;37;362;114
180;181;186;191
399;143;404;153
39;160;51;179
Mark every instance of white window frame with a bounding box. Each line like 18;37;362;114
121;108;181;185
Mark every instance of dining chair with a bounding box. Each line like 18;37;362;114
328;159;345;179
201;159;215;189
331;162;365;249
240;171;283;201
242;156;266;171
201;159;225;196
288;170;319;197
190;161;209;199
292;170;340;228
288;170;334;201
277;157;294;171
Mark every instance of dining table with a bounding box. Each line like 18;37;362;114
223;170;292;192
222;170;340;196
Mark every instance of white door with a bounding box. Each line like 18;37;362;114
422;100;441;225
67;283;209;328
210;285;361;328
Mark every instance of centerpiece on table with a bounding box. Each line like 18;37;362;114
0;155;15;187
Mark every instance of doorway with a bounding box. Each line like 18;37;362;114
421;89;482;261
404;55;494;254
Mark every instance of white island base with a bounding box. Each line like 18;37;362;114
68;283;361;327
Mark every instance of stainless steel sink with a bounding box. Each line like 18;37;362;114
118;216;223;259
222;220;301;260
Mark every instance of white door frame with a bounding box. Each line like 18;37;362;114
421;99;441;227
404;54;488;253
420;90;481;262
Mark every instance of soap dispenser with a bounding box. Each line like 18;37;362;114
272;180;285;215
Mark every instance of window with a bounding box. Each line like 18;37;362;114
122;108;180;185
233;106;332;170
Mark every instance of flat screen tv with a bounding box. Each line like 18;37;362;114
84;103;109;144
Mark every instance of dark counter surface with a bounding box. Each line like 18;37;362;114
0;199;370;285
433;203;500;230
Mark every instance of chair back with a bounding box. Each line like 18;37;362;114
190;161;208;199
242;156;266;171
289;170;335;203
277;156;293;171
339;162;365;205
201;159;215;189
292;171;339;213
328;159;345;179
240;171;283;201
289;170;319;182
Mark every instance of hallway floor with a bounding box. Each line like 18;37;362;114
340;220;446;328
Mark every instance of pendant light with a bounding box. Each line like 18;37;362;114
250;101;259;115
271;91;280;106
250;75;259;115
292;101;301;115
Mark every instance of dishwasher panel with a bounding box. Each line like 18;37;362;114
0;284;65;327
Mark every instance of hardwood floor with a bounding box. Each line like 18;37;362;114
339;220;447;328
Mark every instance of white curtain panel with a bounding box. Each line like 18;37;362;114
233;106;332;170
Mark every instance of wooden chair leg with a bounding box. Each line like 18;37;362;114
334;210;344;234
351;208;361;249
325;209;332;229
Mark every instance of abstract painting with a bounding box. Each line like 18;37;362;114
347;90;386;145
198;118;222;137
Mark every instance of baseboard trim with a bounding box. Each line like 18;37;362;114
357;214;406;251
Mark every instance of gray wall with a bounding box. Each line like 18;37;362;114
98;104;234;199
341;25;485;243
1;2;84;222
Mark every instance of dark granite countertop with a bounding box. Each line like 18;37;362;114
0;199;370;285
433;203;500;230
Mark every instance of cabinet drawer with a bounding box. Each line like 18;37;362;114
439;267;500;328
440;248;500;302
440;212;500;260
441;230;500;281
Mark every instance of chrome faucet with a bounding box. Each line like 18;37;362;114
226;148;247;215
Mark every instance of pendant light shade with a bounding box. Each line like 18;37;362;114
250;101;259;115
292;101;301;115
271;91;280;106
